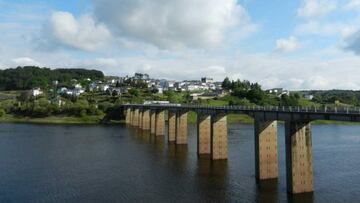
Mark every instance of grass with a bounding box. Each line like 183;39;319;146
0;114;107;125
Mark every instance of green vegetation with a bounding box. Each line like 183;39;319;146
0;67;359;125
0;66;103;90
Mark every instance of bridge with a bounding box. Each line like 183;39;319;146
121;104;360;194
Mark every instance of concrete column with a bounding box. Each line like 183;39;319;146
155;110;165;136
125;108;132;124
150;110;156;134
138;109;143;129
255;120;278;180
285;121;313;194
176;111;188;144
132;108;139;127
197;114;211;155
168;111;177;143
211;114;228;160
142;109;151;130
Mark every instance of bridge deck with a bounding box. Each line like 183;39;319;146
122;104;360;122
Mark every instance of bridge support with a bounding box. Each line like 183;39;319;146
211;114;228;160
132;108;139;127
168;111;176;143
142;110;150;130
285;121;313;194
155;110;165;136
150;110;156;134
197;114;211;155
255;120;278;180
125;108;132;124
176;111;188;144
138;109;143;129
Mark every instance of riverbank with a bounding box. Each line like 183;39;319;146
0;113;358;126
0;114;119;125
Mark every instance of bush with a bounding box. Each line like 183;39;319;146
0;108;5;117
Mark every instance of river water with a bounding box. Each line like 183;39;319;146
0;123;359;202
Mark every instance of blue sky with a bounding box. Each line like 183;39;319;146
1;0;360;90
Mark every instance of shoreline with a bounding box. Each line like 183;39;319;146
0;114;359;126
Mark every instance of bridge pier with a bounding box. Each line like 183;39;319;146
285;121;313;194
155;110;165;136
138;109;143;129
142;109;151;130
168;111;176;143
132;108;139;127
125;108;132;125
255;120;278;180
176;111;188;144
150;110;156;134
211;114;228;160
197;114;211;155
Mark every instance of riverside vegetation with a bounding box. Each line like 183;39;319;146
0;66;359;125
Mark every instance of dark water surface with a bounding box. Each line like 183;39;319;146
0;123;359;202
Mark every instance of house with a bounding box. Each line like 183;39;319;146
304;94;314;100
106;87;127;96
266;88;283;94
134;73;150;80
100;84;110;92
31;88;43;97
201;77;214;84
74;84;82;89
51;96;65;107
266;88;290;97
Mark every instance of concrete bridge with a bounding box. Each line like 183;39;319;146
122;104;360;194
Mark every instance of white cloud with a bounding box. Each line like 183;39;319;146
297;0;337;18
344;0;360;10
50;50;360;90
91;0;253;49
275;36;300;52
344;30;360;54
11;57;41;66
45;11;112;51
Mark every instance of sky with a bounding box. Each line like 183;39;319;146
1;0;360;90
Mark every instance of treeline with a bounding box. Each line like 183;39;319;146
300;90;360;106
0;66;104;90
222;77;301;106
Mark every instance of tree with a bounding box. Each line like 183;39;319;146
128;89;140;97
222;77;232;90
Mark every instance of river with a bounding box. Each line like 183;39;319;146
0;123;359;202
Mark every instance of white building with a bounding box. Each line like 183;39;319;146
304;94;314;100
100;84;110;92
31;88;43;97
201;77;214;83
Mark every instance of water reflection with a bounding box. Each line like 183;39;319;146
196;158;229;201
288;192;314;203
256;179;278;203
0;123;359;202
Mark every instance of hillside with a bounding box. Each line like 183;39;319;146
0;66;104;90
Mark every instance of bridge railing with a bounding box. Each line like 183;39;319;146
123;104;360;114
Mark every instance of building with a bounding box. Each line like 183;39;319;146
134;73;150;80
304;94;314;100
201;77;214;83
266;88;283;94
266;88;290;97
31;88;43;97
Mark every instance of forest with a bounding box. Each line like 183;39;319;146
0;66;104;90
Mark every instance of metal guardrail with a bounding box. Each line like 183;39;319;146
122;104;360;115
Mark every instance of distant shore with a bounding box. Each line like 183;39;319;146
0;114;123;125
0;113;358;126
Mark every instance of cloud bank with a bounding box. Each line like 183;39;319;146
91;0;248;49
